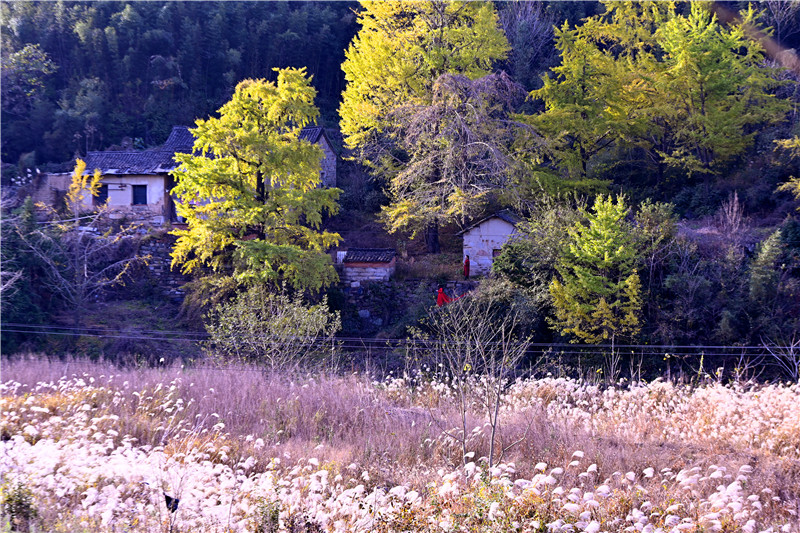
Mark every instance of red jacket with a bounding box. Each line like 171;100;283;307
437;288;452;306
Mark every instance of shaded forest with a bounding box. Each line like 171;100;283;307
1;1;614;171
1;1;360;166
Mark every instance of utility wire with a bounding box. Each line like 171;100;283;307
3;323;780;350
1;322;782;359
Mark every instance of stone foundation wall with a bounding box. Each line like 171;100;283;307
342;265;395;283
139;233;190;301
339;279;476;331
127;236;475;330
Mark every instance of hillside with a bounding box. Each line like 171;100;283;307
2;4;800;366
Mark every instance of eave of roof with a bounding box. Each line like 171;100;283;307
82;150;179;175
457;209;521;235
343;248;396;263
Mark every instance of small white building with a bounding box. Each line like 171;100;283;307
341;248;396;283
458;210;520;276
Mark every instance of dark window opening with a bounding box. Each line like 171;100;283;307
94;184;108;206
132;185;147;205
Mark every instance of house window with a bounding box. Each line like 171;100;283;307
132;185;147;205
94;184;108;206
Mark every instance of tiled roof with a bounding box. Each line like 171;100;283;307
298;126;324;143
457;209;521;235
83;126;197;175
82;150;179;175
162;126;195;153
343;248;396;263
82;125;327;176
494;209;522;225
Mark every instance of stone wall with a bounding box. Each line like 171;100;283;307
123;232;474;331
138;233;190;301
338;279;476;332
30;173;71;208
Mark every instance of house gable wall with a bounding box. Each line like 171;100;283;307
462;218;517;275
318;135;337;188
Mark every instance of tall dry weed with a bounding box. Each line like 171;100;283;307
2;356;799;531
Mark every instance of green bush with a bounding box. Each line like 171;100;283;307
204;286;341;371
1;481;37;532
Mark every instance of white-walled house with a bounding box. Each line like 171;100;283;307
37;125;337;225
458;210;520;276
79;126;194;224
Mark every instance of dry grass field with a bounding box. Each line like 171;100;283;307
1;357;798;532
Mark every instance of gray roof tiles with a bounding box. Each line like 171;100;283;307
298;126;324;144
343;248;396;263
457;209;521;235
162;126;195;153
83;125;326;175
82;150;179;175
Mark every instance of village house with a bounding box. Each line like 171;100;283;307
339;248;397;284
458;210;520;276
35;125;337;225
299;126;337;188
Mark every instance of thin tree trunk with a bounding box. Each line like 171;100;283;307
425;220;440;254
488;382;502;468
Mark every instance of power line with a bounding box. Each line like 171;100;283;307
1;322;784;359
3;323;781;350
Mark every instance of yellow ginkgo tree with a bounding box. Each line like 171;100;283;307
65;158;103;221
549;195;643;378
339;0;509;252
170;68;341;292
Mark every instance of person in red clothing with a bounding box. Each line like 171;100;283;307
436;287;453;306
463;255;470;280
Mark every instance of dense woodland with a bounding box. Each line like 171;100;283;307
3;1;800;363
0;1;608;168
1;1;360;165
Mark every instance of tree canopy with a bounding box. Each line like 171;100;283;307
528;2;790;182
380;72;525;240
339;0;509;161
170;68;341;292
338;1;510;251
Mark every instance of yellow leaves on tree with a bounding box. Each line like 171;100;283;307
170;68;341;292
549;195;642;346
